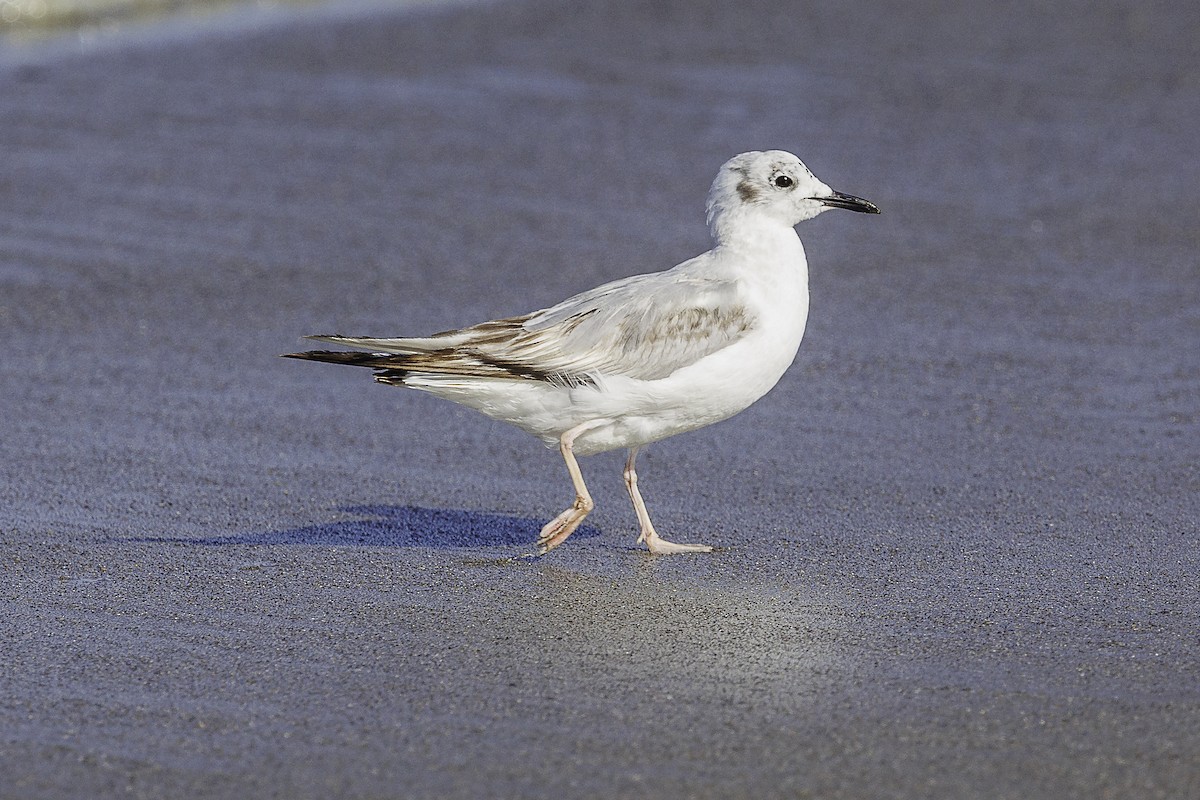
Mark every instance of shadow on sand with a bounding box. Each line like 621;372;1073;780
133;505;601;549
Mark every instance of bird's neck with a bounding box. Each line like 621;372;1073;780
710;214;808;276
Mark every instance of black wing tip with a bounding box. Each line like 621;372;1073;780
281;349;334;360
280;350;380;366
281;335;348;360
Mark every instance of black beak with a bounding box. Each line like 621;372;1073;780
814;191;880;214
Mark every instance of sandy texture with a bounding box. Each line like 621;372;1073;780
2;1;1198;797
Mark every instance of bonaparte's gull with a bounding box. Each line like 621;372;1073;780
285;150;879;555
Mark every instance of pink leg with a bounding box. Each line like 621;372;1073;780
623;447;713;555
535;420;608;555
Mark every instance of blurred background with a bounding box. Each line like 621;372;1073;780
1;1;1197;797
0;0;312;40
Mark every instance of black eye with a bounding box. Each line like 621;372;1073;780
773;174;794;188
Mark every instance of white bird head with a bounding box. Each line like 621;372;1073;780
705;150;879;244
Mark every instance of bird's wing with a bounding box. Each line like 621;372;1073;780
307;270;756;386
453;271;755;383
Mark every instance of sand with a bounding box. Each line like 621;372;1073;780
1;1;1198;797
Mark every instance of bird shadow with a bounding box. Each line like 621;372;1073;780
131;504;600;549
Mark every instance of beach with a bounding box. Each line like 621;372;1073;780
1;1;1198;797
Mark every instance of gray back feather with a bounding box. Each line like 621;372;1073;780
460;271;755;383
308;267;757;386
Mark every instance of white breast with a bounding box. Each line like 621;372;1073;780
568;235;811;455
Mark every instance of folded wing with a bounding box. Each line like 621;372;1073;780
297;271;756;387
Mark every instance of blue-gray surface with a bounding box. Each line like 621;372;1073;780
2;1;1198;798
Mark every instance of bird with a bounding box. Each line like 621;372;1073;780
284;150;879;555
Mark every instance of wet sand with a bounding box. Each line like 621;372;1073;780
2;1;1198;797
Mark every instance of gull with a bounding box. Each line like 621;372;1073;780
284;150;879;555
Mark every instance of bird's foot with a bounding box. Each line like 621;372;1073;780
639;529;714;555
535;497;591;555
